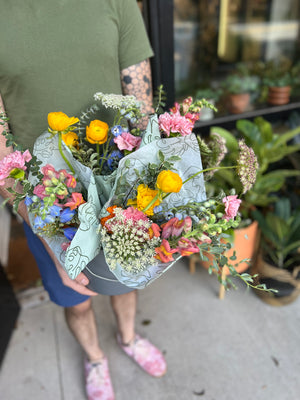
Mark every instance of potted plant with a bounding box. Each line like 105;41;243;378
251;198;300;305
222;74;259;114
262;59;300;105
195;87;222;121
201;117;300;280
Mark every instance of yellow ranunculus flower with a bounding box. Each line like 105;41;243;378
156;170;182;193
136;184;161;216
86;120;109;144
48;112;79;132
62;131;78;147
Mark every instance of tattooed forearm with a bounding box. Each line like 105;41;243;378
121;59;153;128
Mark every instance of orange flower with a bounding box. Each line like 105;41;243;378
48;112;79;132
148;223;161;239
156;170;182;193
64;192;85;210
86;120;109;144
100;205;117;228
62;131;79;147
136;184;161;216
155;239;177;263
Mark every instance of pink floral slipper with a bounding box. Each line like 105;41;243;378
117;333;167;377
84;357;115;400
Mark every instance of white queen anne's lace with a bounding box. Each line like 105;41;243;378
94;92;141;110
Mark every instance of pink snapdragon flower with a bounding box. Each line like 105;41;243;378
155;239;178;263
158;111;194;136
222;195;242;221
182;96;193;114
114;132;141;151
33;184;47;199
0;149;32;185
64;192;85;210
161;216;192;239
177;237;200;256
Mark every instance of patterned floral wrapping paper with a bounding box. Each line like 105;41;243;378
28;116;207;288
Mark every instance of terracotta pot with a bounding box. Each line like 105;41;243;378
201;220;259;276
227;93;250;114
267;86;291;105
250;255;300;306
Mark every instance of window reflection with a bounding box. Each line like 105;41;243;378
174;0;300;105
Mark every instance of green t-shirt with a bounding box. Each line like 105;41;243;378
0;0;153;150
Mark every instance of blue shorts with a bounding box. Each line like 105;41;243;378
23;223;90;307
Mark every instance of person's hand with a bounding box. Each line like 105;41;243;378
57;267;98;297
41;237;98;296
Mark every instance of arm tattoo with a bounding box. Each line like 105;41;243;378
121;59;153;129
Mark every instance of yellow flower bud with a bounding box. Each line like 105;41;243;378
86;120;109;144
48;112;79;132
156;170;182;193
136;184;161;216
62;131;78;147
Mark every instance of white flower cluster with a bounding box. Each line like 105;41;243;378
100;210;161;274
93;92;141;110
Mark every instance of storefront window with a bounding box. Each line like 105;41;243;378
174;0;300;110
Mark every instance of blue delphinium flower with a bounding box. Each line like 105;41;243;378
107;150;123;170
63;227;77;241
49;205;61;217
24;196;33;206
111;125;123;137
60;207;76;223
43;214;55;224
33;216;46;229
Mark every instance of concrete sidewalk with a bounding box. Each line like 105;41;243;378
1;258;300;400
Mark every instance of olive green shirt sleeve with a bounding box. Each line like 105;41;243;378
118;0;154;70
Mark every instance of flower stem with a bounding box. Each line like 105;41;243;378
142;191;161;213
96;143;100;166
58;133;75;174
182;165;237;186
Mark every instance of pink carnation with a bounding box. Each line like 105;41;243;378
222;195;242;221
114;132;142;151
158;111;194;137
0;149;32;185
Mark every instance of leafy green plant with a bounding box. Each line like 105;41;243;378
195;87;222;102
259;59;300;88
222;74;259;95
207;117;300;225
252;198;300;268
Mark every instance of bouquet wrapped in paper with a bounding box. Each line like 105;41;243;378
1;91;268;293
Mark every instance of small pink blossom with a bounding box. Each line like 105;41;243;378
114;132;142;151
222;195;242;221
177;237;199;256
0;149;32;185
196;233;212;244
122;206;149;222
33;184;47;199
185;112;200;124
182;97;193;114
158;111;194;137
61;242;71;251
41;164;57;180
